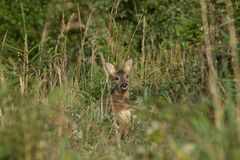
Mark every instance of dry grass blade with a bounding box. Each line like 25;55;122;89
225;0;240;143
200;0;223;131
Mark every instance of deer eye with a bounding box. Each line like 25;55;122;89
115;77;119;81
126;75;129;78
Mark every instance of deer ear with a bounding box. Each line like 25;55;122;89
105;62;116;76
123;58;133;74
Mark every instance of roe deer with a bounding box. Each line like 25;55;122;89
103;58;135;147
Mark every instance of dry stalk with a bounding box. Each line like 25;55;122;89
225;0;240;143
200;0;224;131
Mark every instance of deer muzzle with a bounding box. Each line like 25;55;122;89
120;83;128;90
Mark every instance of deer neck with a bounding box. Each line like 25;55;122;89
112;88;129;99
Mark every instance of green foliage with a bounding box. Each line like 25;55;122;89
0;1;49;46
0;0;240;159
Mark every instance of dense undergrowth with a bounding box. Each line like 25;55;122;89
0;0;240;159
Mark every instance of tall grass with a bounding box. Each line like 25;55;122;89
0;1;240;160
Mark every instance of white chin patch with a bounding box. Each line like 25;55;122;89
121;87;128;91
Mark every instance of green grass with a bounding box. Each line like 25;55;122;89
0;1;240;160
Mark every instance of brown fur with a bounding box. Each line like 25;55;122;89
103;88;134;136
103;59;135;140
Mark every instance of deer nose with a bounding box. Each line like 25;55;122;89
121;83;128;90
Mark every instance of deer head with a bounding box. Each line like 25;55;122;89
105;59;133;94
